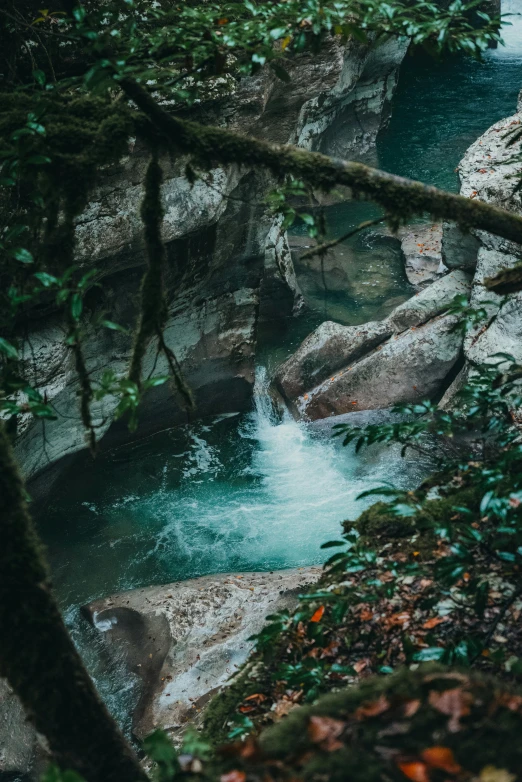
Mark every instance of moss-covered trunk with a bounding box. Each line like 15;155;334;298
0;421;149;782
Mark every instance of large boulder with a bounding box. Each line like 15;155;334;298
272;270;471;417
273;320;392;403
384;269;471;333
446;106;522;385
83;568;321;742
296;313;463;420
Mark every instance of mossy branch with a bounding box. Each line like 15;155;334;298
68;319;96;454
0;420;148;782
484;264;522;295
129;149;194;409
128;150;168;388
121;78;522;247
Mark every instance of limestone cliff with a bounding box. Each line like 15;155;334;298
13;35;408;491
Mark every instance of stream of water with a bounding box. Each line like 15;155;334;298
35;0;522;728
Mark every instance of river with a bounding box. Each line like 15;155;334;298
35;0;522;730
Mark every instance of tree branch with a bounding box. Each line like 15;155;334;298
0;421;148;782
121;78;522;247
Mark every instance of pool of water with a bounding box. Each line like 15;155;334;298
38;372;429;612
34;0;522;729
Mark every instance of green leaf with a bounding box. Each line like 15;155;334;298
101;319;128;334
34;272;59;287
32;69;46;86
320;540;346;549
0;337;18;359
10;247;34;264
144;375;168;388
413;646;446;662
26;155;51;165
70;293;83;320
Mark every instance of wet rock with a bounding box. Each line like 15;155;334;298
400;224;447;286
384;270;472;333
83;568;321;742
441;223;481;270
450;105;522;379
272;269;471;414
273;320;392;403
296;313;463;420
466;292;522;367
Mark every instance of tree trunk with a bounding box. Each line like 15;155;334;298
0;421;149;782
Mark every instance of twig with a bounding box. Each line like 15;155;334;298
301;217;386;260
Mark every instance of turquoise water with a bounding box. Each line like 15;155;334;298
35;2;522;728
291;0;522;322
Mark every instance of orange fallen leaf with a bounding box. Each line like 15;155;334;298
221;772;246;782
423;616;447;630
310;605;325;623
421;746;461;774
359;609;374;621
355;694;390;720
403;699;421;718
397;761;430;782
244;693;267;702
217;17;229;24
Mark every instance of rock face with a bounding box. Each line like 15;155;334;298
295;313;463;420
274;320;392;403
440;104;522;396
273;270;471;419
400;224;447;286
83;568;321;742
13;37;408;487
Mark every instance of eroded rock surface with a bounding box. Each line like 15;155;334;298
440;103;522;403
400;224;447;286
83;568;321;742
15;36;408;487
274;320;392;403
273;269;471;418
295;313;463;420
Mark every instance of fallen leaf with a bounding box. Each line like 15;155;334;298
244;693;267;703
353;659;367;674
221;772;246;782
421;746;461;774
423;616;447;630
397;761;430;782
355;695;390;720
497;693;522;712
273;699;296;718
308;715;345;751
310;605;325;623
403;699;421;718
428;687;472;732
359;609;374;622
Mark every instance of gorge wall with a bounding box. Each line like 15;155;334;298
14;34;408;492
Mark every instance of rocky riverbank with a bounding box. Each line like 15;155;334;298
271;96;522;420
